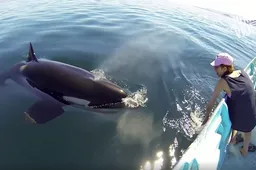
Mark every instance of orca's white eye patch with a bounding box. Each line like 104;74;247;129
63;96;90;106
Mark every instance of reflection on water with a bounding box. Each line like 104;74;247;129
141;151;164;170
139;86;205;170
140;138;181;170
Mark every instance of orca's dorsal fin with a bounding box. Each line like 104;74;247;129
27;42;38;62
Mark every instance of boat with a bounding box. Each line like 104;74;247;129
173;57;256;170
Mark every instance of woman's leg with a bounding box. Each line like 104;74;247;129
230;129;238;144
240;131;252;156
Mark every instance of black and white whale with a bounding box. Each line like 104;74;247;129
0;43;130;124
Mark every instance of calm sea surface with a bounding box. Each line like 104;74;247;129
0;0;256;170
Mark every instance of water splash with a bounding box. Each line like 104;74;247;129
162;86;206;139
122;86;148;108
90;69;107;80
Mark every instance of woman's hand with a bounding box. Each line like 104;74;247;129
201;103;213;125
201;114;209;125
201;78;225;126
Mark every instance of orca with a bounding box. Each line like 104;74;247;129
0;43;129;124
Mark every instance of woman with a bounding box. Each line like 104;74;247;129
202;53;256;156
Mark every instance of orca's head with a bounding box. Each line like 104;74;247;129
90;80;128;108
97;79;127;99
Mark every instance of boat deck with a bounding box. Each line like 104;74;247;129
221;131;256;170
221;144;256;170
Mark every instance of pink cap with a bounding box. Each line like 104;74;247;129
210;53;234;66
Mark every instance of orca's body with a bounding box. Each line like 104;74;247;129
0;43;128;124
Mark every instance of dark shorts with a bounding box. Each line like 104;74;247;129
231;114;256;132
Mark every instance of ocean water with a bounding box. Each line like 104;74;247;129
0;0;256;170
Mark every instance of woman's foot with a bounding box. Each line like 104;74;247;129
240;145;256;157
240;147;248;157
